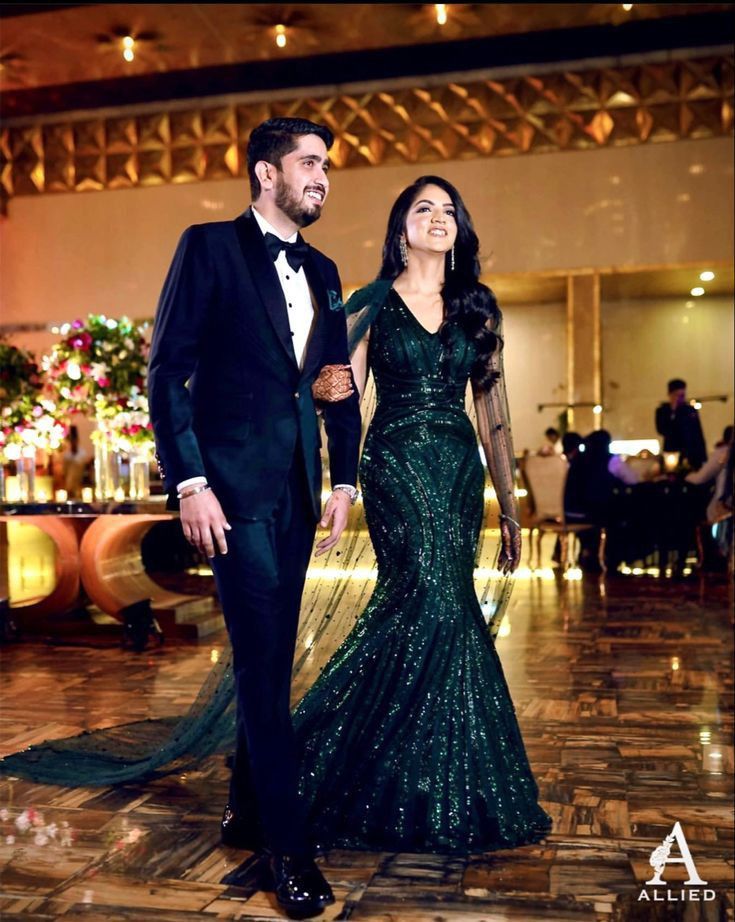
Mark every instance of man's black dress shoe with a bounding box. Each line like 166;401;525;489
270;853;335;919
220;803;263;851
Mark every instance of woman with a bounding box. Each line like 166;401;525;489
294;175;551;855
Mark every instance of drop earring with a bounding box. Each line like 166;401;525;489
399;235;409;267
450;246;455;272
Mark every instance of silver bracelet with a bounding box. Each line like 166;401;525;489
333;485;359;505
177;484;211;500
499;513;521;529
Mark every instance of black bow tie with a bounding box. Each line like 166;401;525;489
263;232;310;272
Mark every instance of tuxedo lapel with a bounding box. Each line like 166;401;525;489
233;209;298;369
300;252;329;381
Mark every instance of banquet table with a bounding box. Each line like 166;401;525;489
606;476;709;570
0;498;217;637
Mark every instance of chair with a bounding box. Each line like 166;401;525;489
520;453;604;571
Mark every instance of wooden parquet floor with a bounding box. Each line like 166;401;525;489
0;570;732;922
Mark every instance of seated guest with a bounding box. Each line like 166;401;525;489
655;378;707;471
561;431;583;461
564;430;639;571
539;426;563;456
686;425;734;524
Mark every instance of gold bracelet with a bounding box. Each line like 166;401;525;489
500;513;520;529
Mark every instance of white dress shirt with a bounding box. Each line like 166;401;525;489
177;207;320;495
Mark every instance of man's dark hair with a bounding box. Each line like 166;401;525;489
667;378;687;393
545;427;560;439
246;117;334;200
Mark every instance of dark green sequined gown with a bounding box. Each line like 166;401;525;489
294;289;551;855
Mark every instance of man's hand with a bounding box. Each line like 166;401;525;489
180;489;232;558
498;517;522;574
312;364;354;403
315;490;351;557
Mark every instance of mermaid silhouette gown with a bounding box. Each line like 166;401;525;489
293;286;551;855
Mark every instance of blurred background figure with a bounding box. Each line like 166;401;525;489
539;426;563;456
655;377;707;471
686;424;734;568
561;431;583;462
564;429;639;572
61;425;91;498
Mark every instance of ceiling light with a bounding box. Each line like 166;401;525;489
622;3;633;10
593;405;603;415
699;270;715;282
275;24;287;48
435;4;448;26
122;35;135;61
690;287;705;297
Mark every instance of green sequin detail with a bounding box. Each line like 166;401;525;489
295;289;551;854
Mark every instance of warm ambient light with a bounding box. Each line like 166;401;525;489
622;3;633;10
690;286;705;297
699;270;715;282
122;35;135;62
275;24;287;48
593;404;603;415
435;4;448;25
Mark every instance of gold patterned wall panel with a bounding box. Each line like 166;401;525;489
2;55;733;200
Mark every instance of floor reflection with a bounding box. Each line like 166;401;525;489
0;529;732;920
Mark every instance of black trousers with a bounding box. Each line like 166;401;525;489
210;450;316;855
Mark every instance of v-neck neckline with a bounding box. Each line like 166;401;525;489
391;287;443;337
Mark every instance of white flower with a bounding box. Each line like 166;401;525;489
124;338;135;350
33;832;49;846
15;812;31;832
91;363;109;380
0;808;8;821
45;823;58;839
5;835;15;845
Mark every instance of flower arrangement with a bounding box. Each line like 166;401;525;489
95;392;155;456
43;314;154;456
0;340;67;459
43;314;150;418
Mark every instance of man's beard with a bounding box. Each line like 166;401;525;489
274;175;322;228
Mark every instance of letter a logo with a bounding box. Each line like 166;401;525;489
646;821;708;886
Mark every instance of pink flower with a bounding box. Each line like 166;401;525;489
72;319;84;329
98;377;110;388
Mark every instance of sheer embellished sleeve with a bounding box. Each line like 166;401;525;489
345;279;392;399
472;311;522;574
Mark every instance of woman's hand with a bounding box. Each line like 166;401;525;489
312;364;354;402
498;516;522;574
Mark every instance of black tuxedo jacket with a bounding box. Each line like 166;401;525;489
148;207;361;520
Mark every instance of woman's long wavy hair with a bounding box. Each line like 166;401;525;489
378;175;501;391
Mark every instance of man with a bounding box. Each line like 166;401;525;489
655;378;707;471
538;426;562;456
148;117;361;918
